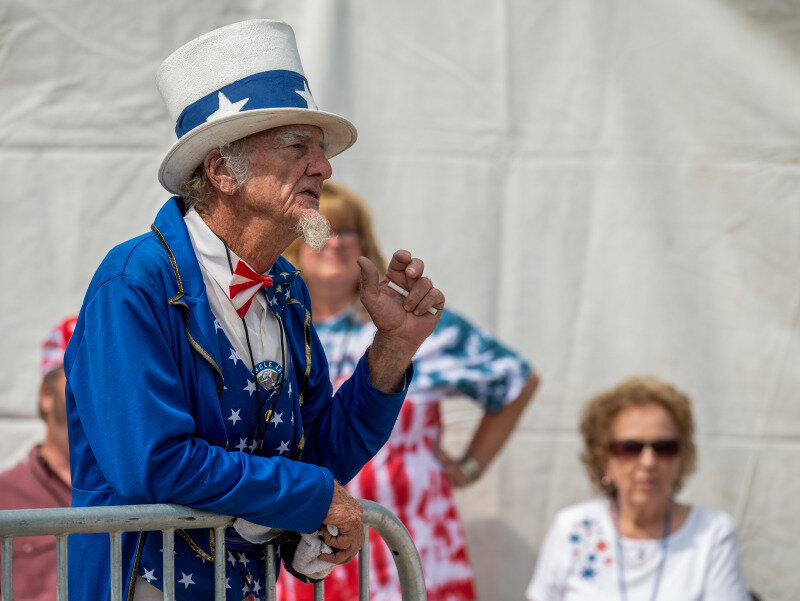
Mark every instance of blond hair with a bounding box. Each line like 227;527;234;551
284;180;387;321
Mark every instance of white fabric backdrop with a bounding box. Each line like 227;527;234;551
0;1;798;599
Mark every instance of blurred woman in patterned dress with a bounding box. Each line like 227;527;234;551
279;180;540;601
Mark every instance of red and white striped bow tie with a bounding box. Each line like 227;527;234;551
229;260;273;318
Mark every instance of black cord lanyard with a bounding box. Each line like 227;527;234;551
612;499;671;601
218;235;287;448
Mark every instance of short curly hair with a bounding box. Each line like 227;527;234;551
579;376;697;498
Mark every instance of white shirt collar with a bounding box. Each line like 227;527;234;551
183;207;268;316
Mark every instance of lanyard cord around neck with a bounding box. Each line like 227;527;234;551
218;236;286;447
612;499;672;601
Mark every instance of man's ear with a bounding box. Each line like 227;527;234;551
38;381;53;420
204;149;238;196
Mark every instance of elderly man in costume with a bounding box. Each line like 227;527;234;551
64;20;444;601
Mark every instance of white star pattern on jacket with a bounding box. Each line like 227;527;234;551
227;409;241;425
235;438;248;452
244;380;256;396
276;440;290;454
229;348;242;365
142;568;156;583
272;412;283;427
178;572;195;589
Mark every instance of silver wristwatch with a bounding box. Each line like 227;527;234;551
458;455;482;483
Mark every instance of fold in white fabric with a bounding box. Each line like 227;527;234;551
232;518;337;580
291;524;337;580
232;517;277;543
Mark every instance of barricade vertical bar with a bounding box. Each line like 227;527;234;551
56;535;68;601
213;527;226;601
110;532;122;601
358;525;370;601
313;579;324;601
162;529;175;601
1;537;12;601
264;543;276;601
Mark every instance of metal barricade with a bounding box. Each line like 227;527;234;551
0;500;425;601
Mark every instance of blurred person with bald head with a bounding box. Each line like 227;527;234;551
0;316;76;601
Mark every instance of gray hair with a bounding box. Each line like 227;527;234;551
181;138;251;210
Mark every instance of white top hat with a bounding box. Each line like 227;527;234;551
156;19;357;194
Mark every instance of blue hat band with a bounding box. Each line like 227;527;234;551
175;70;314;139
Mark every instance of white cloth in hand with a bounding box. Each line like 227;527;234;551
233;519;337;580
292;525;338;580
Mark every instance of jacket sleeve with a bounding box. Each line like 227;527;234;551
295;284;410;484
66;274;333;534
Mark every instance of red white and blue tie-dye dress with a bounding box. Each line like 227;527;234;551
278;306;532;601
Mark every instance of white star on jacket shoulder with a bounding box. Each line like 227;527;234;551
206;92;249;122
214;319;222;332
284;288;291;300
249;439;258;452
227;408;241;426
272;412;283;427
225;577;231;589
227;551;237;566
244;380;256;396
235;438;248;452
253;579;262;594
142;568;156;583
238;553;250;567
295;81;318;110
276;440;290;454
178;572;195;589
229;348;242;366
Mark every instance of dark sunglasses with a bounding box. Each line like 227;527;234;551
609;439;681;459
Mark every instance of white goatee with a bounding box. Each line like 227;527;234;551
296;211;331;251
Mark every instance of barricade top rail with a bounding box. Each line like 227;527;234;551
0;500;428;600
0;504;233;537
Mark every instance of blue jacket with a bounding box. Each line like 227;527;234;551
64;197;408;600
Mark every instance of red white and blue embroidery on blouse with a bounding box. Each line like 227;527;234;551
568;518;614;581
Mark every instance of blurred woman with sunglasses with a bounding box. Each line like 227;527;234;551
279;180;539;601
525;377;749;601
